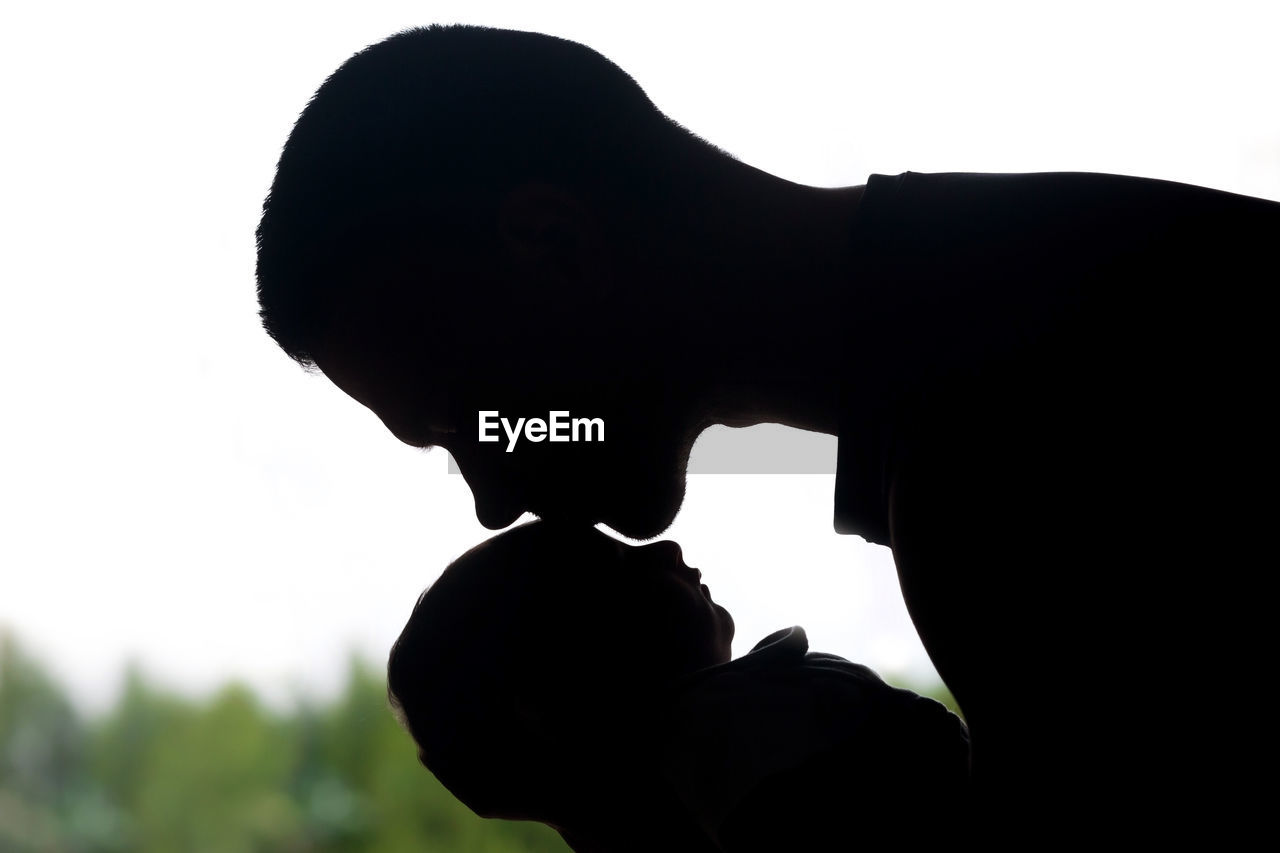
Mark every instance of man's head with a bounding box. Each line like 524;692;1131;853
257;25;739;537
387;521;733;832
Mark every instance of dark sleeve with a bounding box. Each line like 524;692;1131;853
717;696;971;851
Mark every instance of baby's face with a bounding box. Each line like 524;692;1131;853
587;529;735;673
525;525;736;678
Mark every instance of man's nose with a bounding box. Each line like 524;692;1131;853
472;490;525;530
450;450;526;530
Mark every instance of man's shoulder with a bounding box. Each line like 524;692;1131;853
836;169;1277;543
857;170;1278;259
866;169;1279;206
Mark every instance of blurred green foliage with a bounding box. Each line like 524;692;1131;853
0;631;568;853
1;630;960;852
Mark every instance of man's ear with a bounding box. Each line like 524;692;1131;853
497;182;611;305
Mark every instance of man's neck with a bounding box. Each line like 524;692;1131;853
651;165;866;436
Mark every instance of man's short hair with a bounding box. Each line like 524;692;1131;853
256;25;715;367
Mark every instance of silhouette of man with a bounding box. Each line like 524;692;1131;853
256;25;1278;836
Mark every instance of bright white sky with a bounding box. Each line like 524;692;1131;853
2;1;1277;711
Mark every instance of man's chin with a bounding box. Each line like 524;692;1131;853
529;505;597;530
527;459;689;539
601;491;685;542
530;498;679;541
600;518;667;541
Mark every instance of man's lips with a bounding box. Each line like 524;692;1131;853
528;499;599;527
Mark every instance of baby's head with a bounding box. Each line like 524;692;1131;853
387;521;733;838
